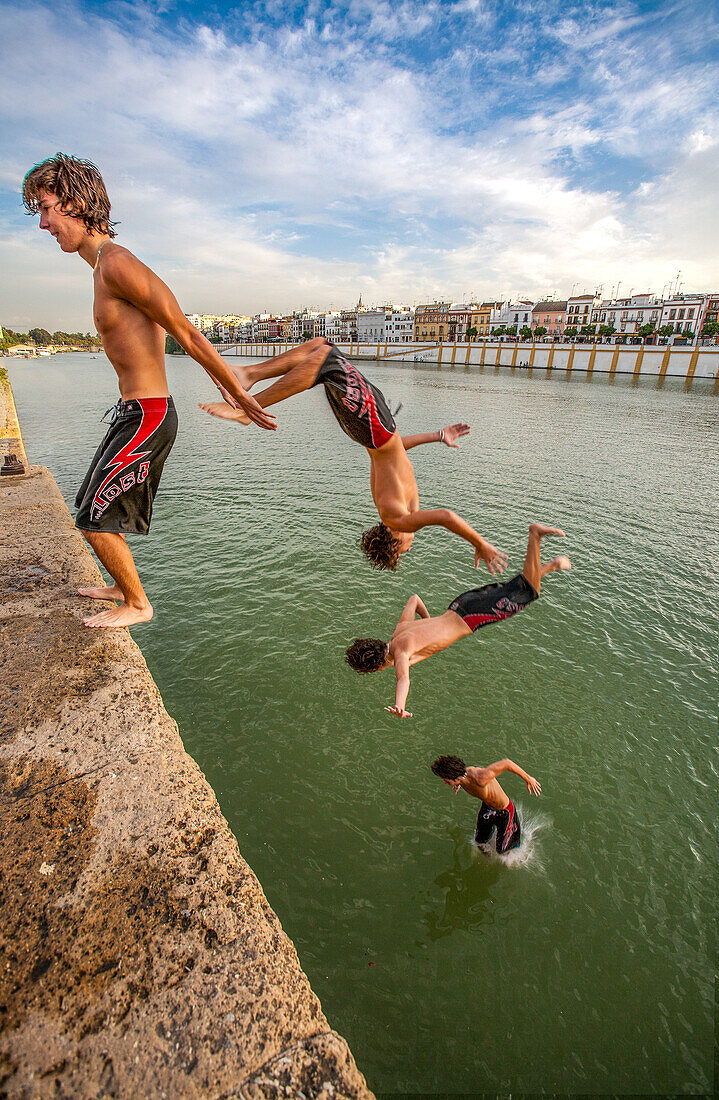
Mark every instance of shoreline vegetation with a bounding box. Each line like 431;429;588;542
0;327;100;355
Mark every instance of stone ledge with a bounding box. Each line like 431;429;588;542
0;467;372;1099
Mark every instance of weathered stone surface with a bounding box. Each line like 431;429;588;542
0;467;373;1100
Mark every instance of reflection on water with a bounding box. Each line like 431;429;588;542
422;827;500;941
8;353;717;1097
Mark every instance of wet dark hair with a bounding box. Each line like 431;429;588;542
431;755;467;780
345;638;388;673
360;523;401;571
23;153;117;238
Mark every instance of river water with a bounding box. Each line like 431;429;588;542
10;352;718;1096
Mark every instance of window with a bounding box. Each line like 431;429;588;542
688;308;694;318
678;309;685;320
669;309;676;319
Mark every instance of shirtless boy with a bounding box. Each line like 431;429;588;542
345;523;571;716
430;753;542;854
199;341;507;574
23;153;275;628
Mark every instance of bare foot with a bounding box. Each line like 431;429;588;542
229;363;254;391
545;555;572;573
83;602;153;628
78;585;124;601
198;401;250;425
529;523;565;539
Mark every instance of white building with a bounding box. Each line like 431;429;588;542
565;294;602;331
593;294;662;336
490;300;535;334
385;308;414;343
357;308;387;344
658;294;707;337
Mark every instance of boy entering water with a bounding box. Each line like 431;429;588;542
199;340;507;574
345;523;571;717
431;754;542;854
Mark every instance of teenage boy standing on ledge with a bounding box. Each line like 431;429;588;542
23;153;276;629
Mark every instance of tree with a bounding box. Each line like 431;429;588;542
598;324;615;338
701;321;719;337
534;326;547;338
519;325;532;340
564;325;578;339
490;325;506;337
466;325;478;340
580;324;596;337
658;324;674;338
165;334;185;354
29;327;52;345
637;323;655;339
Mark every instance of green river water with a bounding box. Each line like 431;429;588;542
10;353;718;1096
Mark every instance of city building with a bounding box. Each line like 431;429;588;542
490;300;535;335
658;294;707;337
531;301;567;337
593;294;661;337
447;304;476;342
357;308;387;344
565;293;602;332
414;302;451;341
385;308;414;343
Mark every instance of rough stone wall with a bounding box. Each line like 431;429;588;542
0;465;373;1100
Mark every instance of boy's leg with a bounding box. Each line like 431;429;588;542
229;337;327;391
200;342;332;423
522;523;569;594
80;531;153;628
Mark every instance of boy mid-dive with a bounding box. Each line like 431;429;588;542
199;340;507;575
345;523;571;717
431;754;541;854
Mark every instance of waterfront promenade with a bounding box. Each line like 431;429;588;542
214;339;719;382
0;380;372;1098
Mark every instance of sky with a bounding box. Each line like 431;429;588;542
1;0;718;331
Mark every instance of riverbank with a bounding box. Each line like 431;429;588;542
213;339;719;381
0;383;372;1098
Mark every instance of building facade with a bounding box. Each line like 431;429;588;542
414;303;451;341
531;301;567;337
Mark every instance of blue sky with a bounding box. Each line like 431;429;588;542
1;0;717;329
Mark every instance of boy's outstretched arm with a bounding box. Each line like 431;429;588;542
482;759;542;796
101;250;276;431
398;594;430;622
386;507;508;574
385;652;412;718
401;423;470;450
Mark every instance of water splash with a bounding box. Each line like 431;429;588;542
472;803;551;870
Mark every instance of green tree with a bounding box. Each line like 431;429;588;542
534;325;547;338
658;324;674;338
580;324;596;337
490;325;506;337
29;327;52;345
466;325;478;339
637;323;655;339
564;325;578;339
598;324;615;338
519;325;532;340
701;321;718;337
165;334;185;355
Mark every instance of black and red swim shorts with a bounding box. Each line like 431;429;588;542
474;800;521;853
448;572;538;632
75;397;178;535
312;344;396;449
